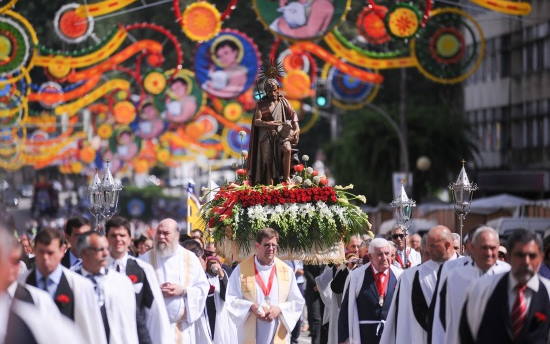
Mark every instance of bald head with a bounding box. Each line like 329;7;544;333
427;225;455;262
155;218;179;257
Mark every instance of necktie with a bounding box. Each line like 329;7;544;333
375;272;385;297
511;284;528;338
115;264;120;273
87;274;110;343
40;276;50;293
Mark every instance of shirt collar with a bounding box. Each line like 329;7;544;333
81;266;107;277
508;271;539;293
108;253;129;267
254;256;275;271
36;264;63;285
69;251;79;265
371;265;389;275
7;282;17;298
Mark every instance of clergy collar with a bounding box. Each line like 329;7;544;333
508;271;539;293
36;264;63;285
254;256;275;270
81;266;107;277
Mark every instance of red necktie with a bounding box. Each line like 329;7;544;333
375;272;385;297
511;284;528;338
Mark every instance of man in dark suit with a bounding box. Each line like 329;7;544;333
61;217;91;268
460;229;550;344
338;238;402;344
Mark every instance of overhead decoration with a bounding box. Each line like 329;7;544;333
411;8;485;84
0;0;522;172
253;0;351;41
469;0;531;15
54;3;94;44
385;3;421;39
195;29;260;99
181;2;221;41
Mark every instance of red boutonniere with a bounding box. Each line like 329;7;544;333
128;274;139;283
209;284;216;294
534;312;547;323
56;294;71;304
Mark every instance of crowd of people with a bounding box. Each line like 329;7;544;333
0;215;549;344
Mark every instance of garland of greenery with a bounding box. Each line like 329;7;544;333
201;164;370;254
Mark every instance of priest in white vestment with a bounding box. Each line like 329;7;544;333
380;225;457;344
23;228;107;344
140;218;209;344
106;216;173;344
75;231;139;344
459;229;550;344
225;227;305;344
431;226;510;344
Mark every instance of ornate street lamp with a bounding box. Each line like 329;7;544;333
89;160;122;232
390;181;416;266
448;161;477;254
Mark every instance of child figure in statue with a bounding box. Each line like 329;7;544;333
247;78;300;185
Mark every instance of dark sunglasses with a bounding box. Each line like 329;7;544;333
392;234;405;239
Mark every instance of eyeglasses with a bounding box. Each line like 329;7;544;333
87;246;108;253
392;234;405;239
263;243;278;248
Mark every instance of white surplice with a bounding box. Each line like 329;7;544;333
224;256;305;344
434;260;510;344
327;265;347;344
140;245;209;344
97;268;139;344
380;259;451;344
108;254;174;344
1;294;85;344
7;282;59;314
315;265;335;327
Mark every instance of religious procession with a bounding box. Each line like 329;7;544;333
1;0;550;343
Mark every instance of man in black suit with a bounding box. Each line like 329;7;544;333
338;238;402;344
61;217;91;268
460;229;550;344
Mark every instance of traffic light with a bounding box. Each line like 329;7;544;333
315;79;331;109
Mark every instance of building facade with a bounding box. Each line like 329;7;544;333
464;0;550;196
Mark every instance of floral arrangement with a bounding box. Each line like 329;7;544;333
201;155;370;259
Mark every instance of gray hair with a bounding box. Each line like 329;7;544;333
76;231;102;256
368;238;391;253
0;227;15;261
361;238;372;248
451;233;461;243
471;226;499;246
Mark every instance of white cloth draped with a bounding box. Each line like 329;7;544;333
224;257;305;344
344;264;403;344
436;261;510;344
101;269;139;344
140;245;209;344
315;265;334;326
109;254;174;344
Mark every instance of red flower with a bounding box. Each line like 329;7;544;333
56;294;70;304
312;170;318;176
209;285;216;294
534;312;547;322
293;164;304;173
319;178;328;186
128;274;139;283
236;169;247;176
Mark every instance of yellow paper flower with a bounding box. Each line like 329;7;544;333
97;123;113;139
181;2;221;41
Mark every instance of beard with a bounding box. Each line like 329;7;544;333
155;240;177;258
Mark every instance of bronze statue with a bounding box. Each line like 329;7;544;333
247;78;300;185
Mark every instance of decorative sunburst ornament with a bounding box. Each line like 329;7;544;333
256;59;285;97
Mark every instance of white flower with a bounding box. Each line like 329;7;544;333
306;167;313;174
313;176;321;184
302;155;310;162
304;179;312;187
293;175;303;184
241;150;248;157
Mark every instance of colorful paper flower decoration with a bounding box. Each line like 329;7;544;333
181;2;221;42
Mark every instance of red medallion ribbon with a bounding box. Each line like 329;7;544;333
254;263;277;297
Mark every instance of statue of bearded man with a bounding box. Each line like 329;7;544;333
247;78;300;185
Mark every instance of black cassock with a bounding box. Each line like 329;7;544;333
338;265;398;344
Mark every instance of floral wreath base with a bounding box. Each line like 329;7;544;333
201;164;370;264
